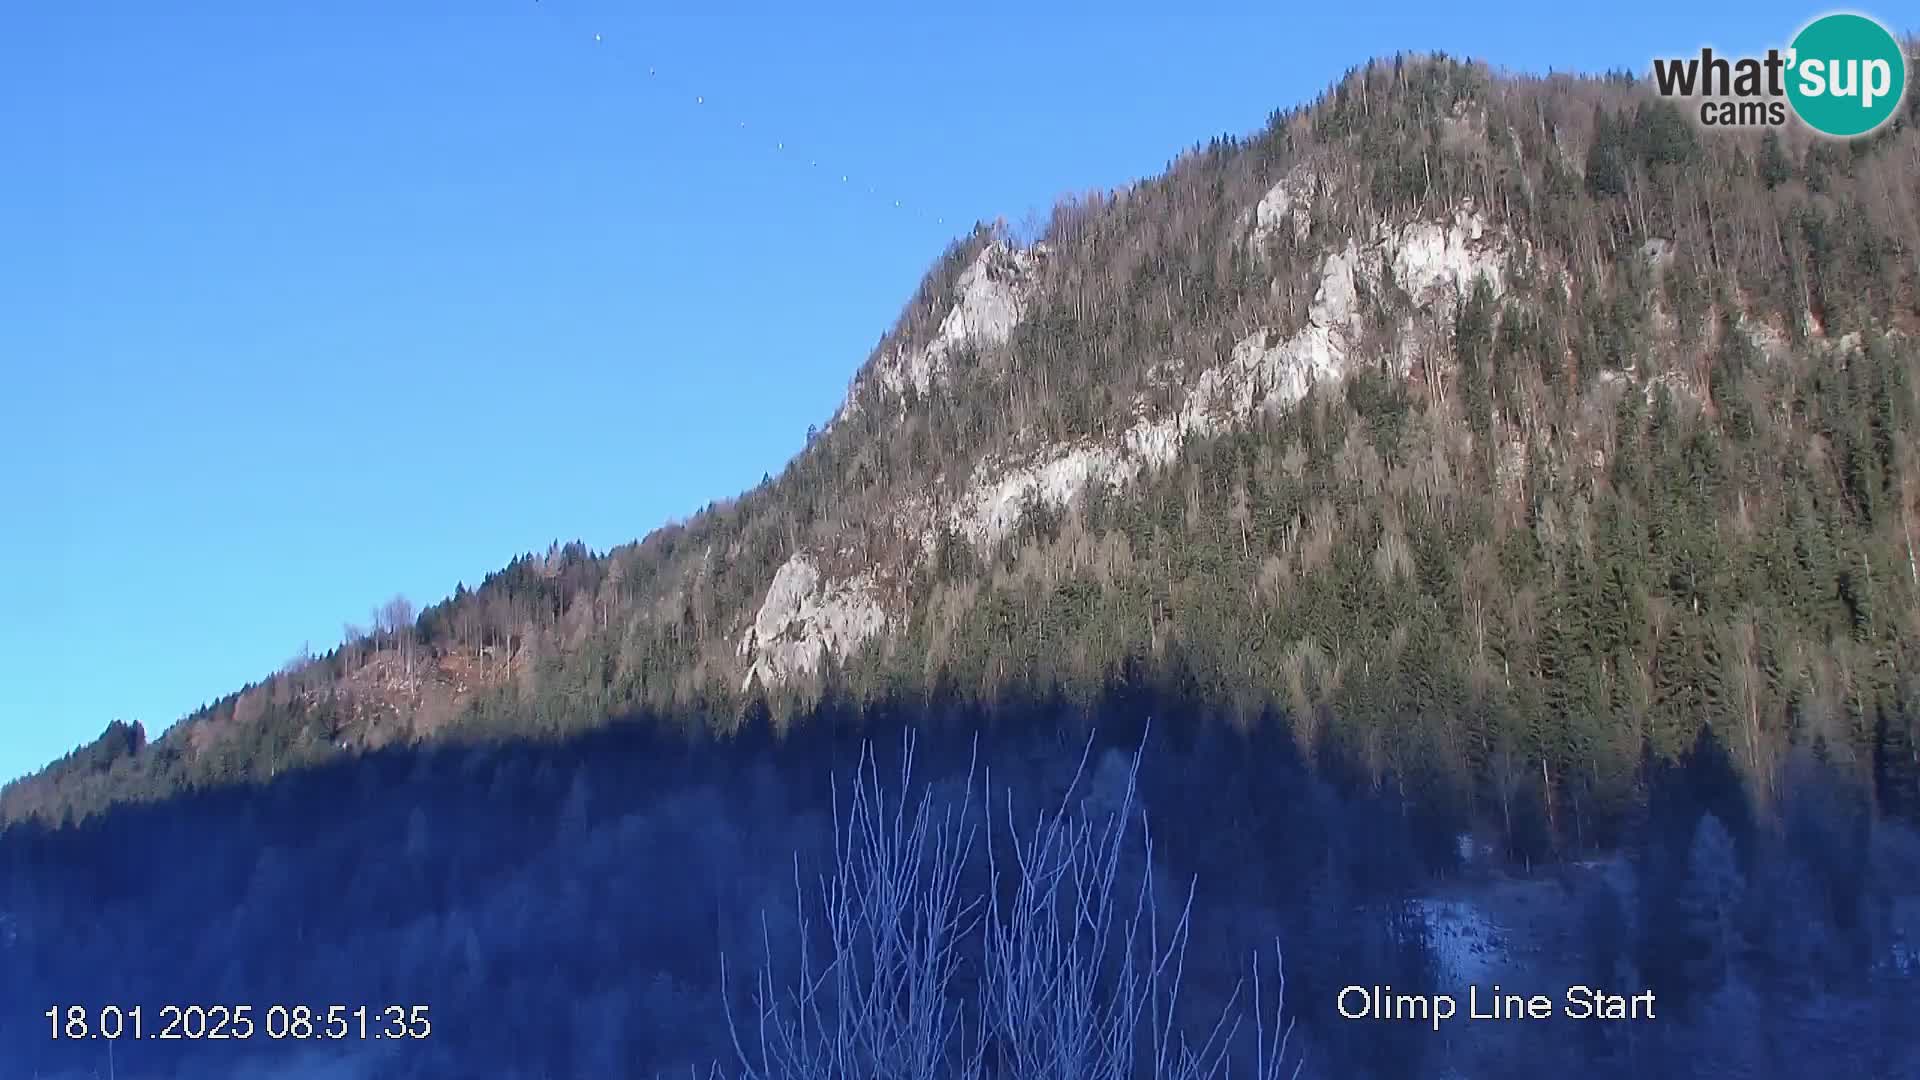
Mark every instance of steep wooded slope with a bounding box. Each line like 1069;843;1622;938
10;53;1920;845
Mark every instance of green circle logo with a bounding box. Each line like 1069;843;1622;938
1786;13;1907;137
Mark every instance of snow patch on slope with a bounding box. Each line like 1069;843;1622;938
1889;941;1917;977
738;554;886;691
1411;897;1509;987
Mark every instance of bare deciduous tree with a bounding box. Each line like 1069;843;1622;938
376;594;418;678
725;728;1303;1080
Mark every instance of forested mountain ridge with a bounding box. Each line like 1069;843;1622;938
10;51;1920;856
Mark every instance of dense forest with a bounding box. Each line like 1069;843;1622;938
5;47;1920;1078
6;689;1916;1078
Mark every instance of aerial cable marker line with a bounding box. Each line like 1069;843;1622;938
542;7;956;229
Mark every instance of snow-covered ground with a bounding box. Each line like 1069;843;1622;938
1888;942;1916;976
1410;896;1510;986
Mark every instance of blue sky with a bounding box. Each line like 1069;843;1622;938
0;1;1845;784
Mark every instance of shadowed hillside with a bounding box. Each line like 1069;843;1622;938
8;687;1917;1078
